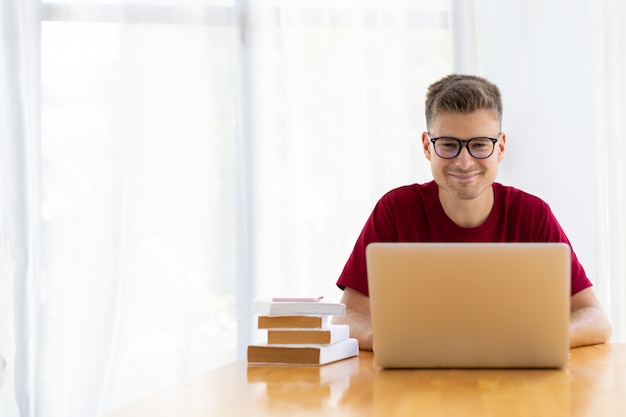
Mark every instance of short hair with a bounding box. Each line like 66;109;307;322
425;74;503;129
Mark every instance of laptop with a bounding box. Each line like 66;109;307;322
366;242;571;368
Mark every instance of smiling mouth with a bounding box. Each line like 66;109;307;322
449;171;480;181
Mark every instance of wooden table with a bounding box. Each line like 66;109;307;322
103;344;626;417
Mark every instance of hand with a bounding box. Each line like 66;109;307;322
333;287;374;351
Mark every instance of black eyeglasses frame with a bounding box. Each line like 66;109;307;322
426;132;501;159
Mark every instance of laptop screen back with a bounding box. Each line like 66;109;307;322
366;243;571;368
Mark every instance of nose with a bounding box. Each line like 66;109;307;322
454;145;474;167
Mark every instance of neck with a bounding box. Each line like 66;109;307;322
438;185;494;228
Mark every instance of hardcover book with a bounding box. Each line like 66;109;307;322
267;324;350;345
247;338;359;365
251;300;346;316
257;315;329;329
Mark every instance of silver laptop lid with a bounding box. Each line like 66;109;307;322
366;243;571;368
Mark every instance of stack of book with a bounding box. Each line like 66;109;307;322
247;298;359;365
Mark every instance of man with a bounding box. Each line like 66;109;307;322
334;74;611;351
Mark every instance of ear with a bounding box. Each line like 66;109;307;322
497;133;506;162
422;132;432;161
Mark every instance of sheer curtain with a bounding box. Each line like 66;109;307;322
1;1;455;416
1;0;39;416
2;1;239;416
590;0;626;342
241;0;453;346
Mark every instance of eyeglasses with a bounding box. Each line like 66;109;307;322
426;132;501;159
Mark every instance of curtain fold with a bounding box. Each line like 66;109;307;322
590;0;626;342
1;0;39;415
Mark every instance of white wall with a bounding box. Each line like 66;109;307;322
480;0;596;280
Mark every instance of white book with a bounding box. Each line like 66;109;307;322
267;324;350;345
251;300;345;316
247;338;359;365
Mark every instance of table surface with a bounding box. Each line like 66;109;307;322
103;343;626;417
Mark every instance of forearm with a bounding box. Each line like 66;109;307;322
333;310;374;351
569;305;612;348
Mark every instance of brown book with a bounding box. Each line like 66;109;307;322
267;325;350;344
257;315;328;329
247;338;359;365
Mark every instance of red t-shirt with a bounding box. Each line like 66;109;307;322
337;181;592;296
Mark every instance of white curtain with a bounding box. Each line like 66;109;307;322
590;0;626;342
241;0;453;342
3;3;240;415
1;0;38;416
1;1;455;416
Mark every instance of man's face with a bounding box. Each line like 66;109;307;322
422;109;506;202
